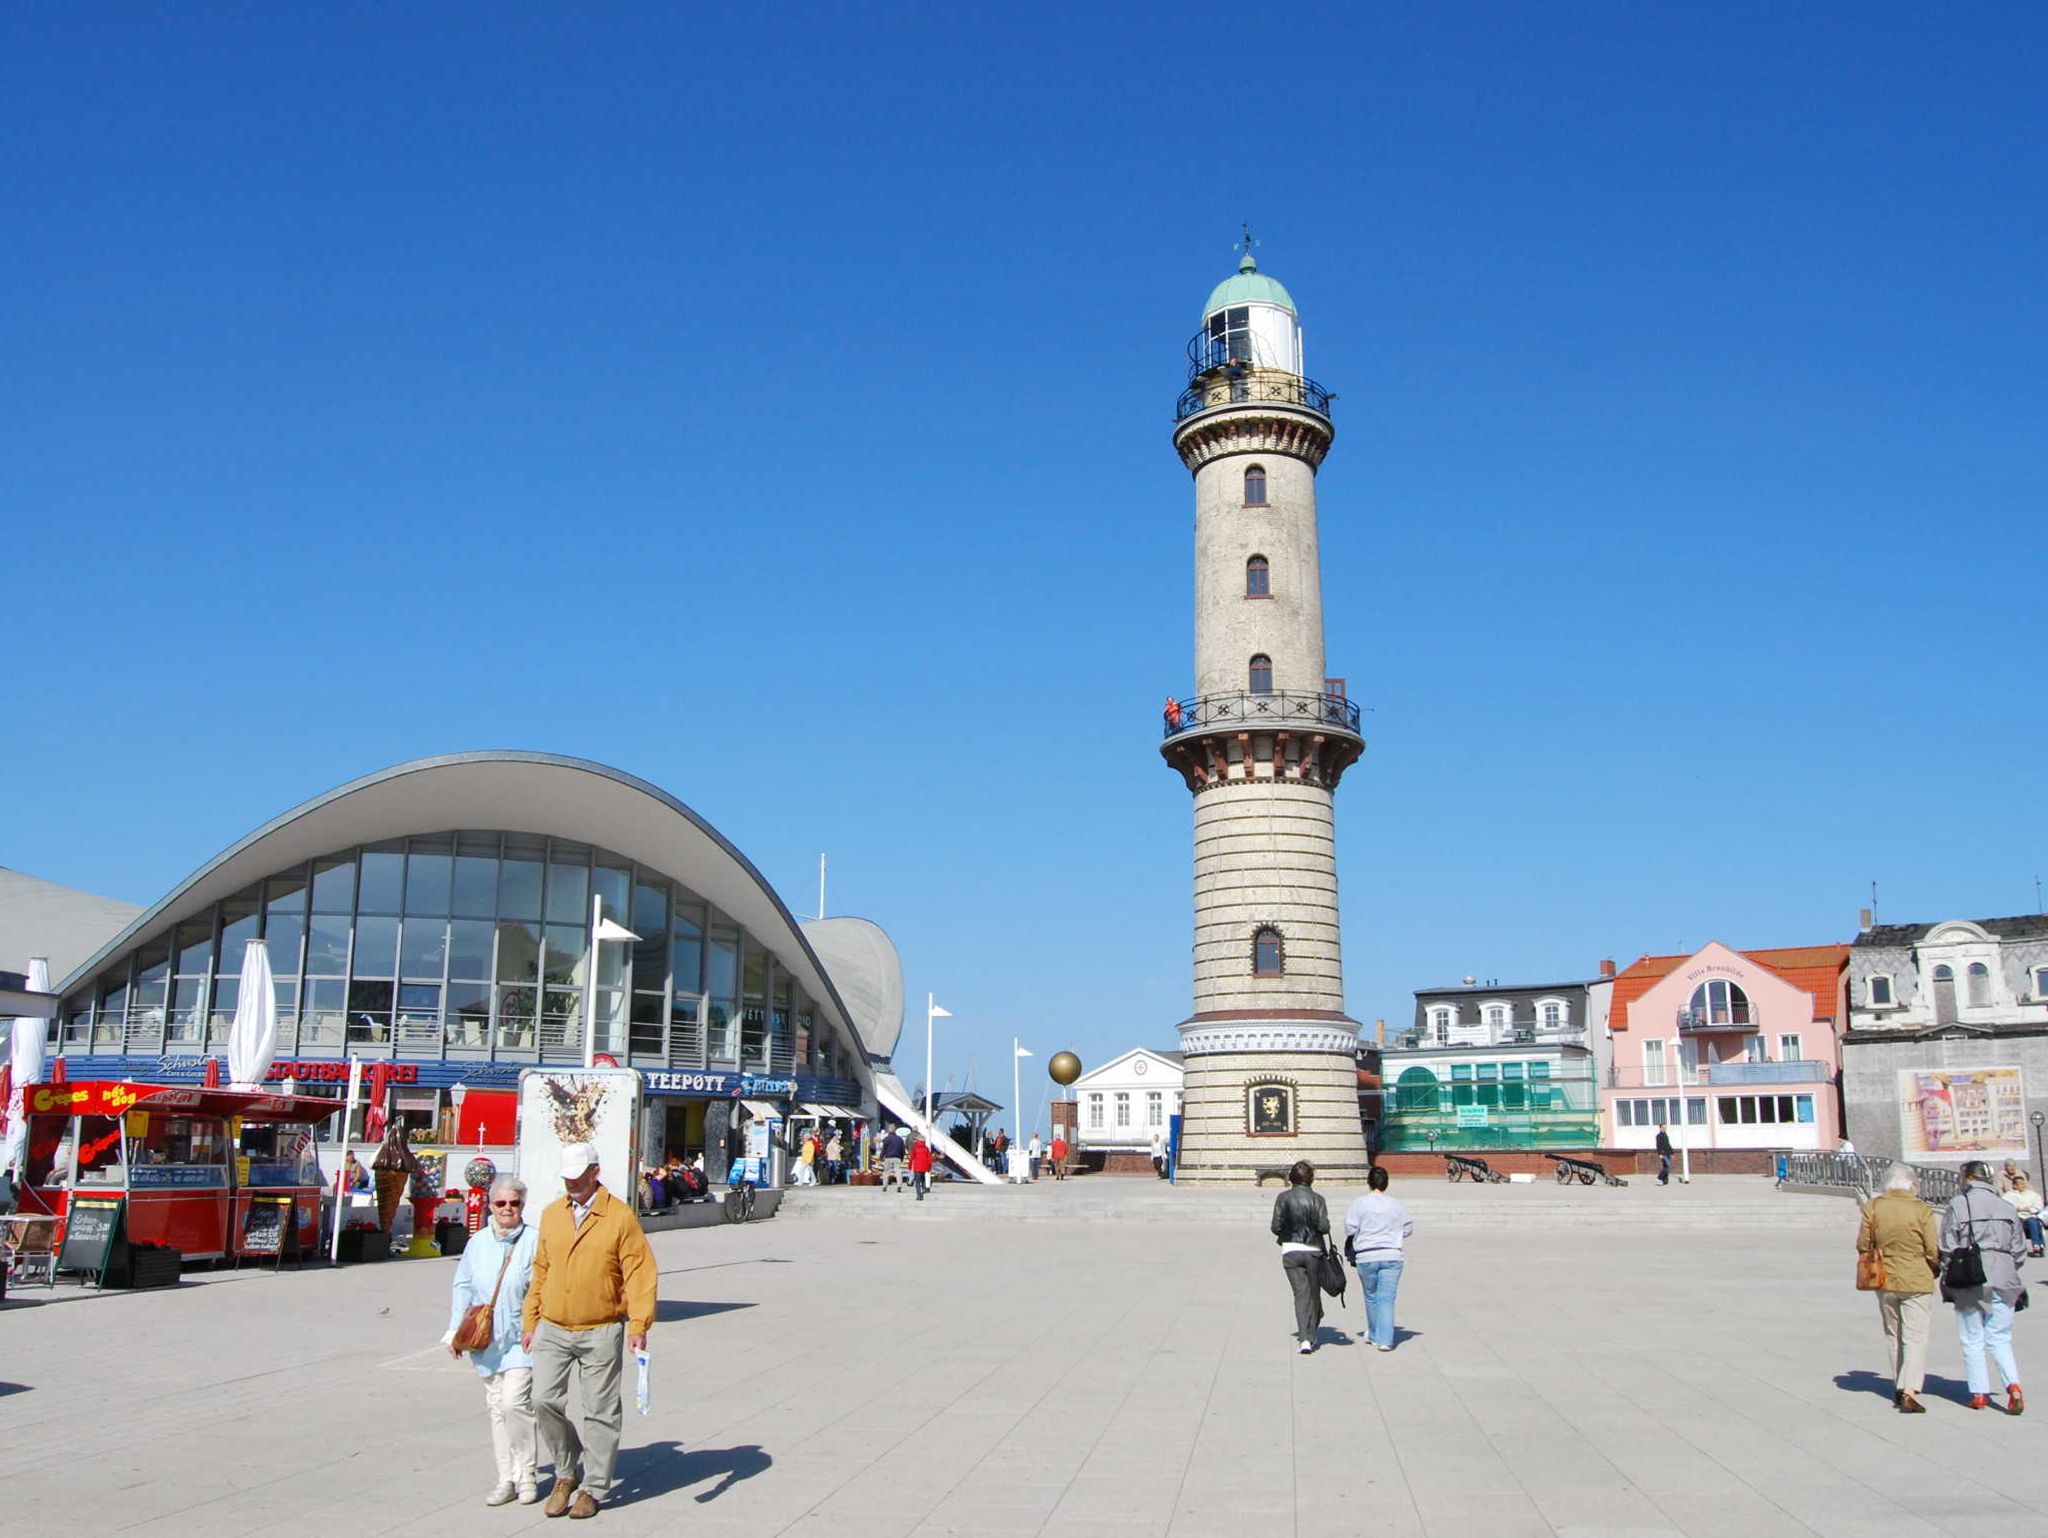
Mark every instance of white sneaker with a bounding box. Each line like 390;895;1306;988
484;1482;517;1507
1298;1340;1314;1354
1376;1343;1393;1353
516;1482;540;1505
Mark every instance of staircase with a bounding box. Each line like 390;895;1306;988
872;1070;1003;1186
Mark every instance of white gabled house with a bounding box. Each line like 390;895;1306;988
1071;1048;1184;1152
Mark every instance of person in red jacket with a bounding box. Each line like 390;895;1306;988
908;1135;935;1201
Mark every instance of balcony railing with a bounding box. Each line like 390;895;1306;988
1164;689;1360;741
1677;1009;1756;1032
1705;1059;1832;1086
1175;366;1334;424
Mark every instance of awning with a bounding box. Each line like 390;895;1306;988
738;1100;784;1119
795;1102;863;1119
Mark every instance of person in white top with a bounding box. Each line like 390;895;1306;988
2006;1172;2045;1256
1149;1128;1167;1179
1343;1166;1414;1352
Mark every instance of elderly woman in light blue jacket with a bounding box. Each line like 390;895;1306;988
446;1175;542;1505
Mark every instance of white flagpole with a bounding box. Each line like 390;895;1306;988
818;854;827;921
584;892;602;1069
925;994;935;1127
331;1054;362;1263
1013;1038;1021;1161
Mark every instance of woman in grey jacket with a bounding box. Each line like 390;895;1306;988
1941;1161;2028;1414
1270;1160;1330;1354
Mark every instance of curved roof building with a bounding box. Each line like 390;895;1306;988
48;753;889;1160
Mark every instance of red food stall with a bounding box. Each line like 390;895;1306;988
18;1081;341;1266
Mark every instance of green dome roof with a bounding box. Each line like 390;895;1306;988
1203;253;1296;319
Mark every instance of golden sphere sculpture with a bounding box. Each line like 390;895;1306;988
1047;1051;1083;1087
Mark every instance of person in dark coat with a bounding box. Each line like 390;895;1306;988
1654;1124;1673;1185
1270;1160;1331;1354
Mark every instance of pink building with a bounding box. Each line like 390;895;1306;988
1602;941;1849;1152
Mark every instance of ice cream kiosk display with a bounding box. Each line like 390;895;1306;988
19;1081;340;1279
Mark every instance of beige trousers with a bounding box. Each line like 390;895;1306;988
532;1321;625;1500
483;1367;538;1485
1878;1290;1933;1394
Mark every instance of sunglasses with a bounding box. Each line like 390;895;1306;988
491;1199;525;1208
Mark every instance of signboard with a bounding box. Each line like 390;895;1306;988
515;1068;641;1211
56;1195;126;1287
1456;1105;1490;1128
1898;1066;2028;1159
639;1070;797;1098
130;1165;228;1188
240;1196;293;1257
1248;1084;1294;1135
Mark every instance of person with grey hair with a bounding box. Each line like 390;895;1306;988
446;1174;542;1504
1941;1160;2029;1414
1858;1168;1940;1412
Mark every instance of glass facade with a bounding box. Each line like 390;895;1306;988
57;831;853;1080
1381;1055;1601;1151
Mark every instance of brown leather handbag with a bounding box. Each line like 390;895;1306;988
1855;1246;1887;1292
452;1239;517;1352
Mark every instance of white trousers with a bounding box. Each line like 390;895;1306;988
483;1366;539;1485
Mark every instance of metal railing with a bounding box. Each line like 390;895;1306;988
1780;1152;1963;1204
1164;689;1360;741
1175;368;1334;424
1705;1059;1832;1086
1677;1009;1756;1032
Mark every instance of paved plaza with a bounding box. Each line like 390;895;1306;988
4;1177;2045;1537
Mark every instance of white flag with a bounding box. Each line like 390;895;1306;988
1015;1045;1034;1058
594;917;642;943
930;1004;953;1018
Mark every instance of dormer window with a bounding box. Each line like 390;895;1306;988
1867;974;1895;1008
1245;555;1270;597
2034;966;2048;1000
1967;962;1993;1008
1244;465;1268;506
1427;1005;1456;1040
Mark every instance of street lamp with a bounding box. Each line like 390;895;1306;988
923;994;952;1128
1669;1029;1692;1184
2032;1109;2045;1185
582;893;641;1069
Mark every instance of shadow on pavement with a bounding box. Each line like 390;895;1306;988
654;1299;755;1323
613;1441;771;1505
0;1383;30;1398
1835;1368;1973;1404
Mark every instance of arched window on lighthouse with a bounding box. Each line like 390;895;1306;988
1248;654;1273;694
1245;556;1270;598
1243;465;1268;505
1253;927;1284;977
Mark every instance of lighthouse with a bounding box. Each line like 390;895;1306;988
1160;241;1370;1186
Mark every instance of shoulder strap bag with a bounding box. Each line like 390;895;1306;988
451;1231;519;1353
1944;1192;1987;1290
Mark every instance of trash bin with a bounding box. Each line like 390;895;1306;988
436;1219;469;1257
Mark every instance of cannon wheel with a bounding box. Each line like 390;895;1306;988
1554;1162;1571;1184
1577;1168;1596;1186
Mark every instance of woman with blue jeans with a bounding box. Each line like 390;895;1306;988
1941;1161;2028;1414
1343;1166;1414;1352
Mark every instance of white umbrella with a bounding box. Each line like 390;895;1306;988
2;957;51;1174
226;939;278;1091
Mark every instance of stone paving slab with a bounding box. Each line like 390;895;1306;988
0;1183;2041;1537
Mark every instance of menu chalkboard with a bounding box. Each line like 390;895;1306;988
57;1196;126;1287
241;1197;292;1258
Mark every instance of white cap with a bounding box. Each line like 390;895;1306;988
560;1143;599;1179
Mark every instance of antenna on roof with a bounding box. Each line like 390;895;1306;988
2036;874;2043;915
1870;880;1878;925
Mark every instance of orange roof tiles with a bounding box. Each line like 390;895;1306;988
1609;943;1849;1031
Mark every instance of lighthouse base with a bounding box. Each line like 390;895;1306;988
1173;1024;1369;1187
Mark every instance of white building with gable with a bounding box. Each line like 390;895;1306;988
1072;1048;1184;1153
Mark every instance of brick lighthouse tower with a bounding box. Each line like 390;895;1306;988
1160;240;1370;1186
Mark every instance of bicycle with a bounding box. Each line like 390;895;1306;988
722;1179;757;1224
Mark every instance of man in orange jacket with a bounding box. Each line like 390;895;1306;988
520;1143;658;1519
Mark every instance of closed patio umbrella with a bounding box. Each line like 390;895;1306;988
2;957;51;1174
226;939;277;1091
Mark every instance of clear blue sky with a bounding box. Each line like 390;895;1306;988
6;6;2044;1126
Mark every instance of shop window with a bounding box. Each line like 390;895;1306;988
1246;555;1270;597
1253;927;1283;977
1244;464;1268;505
1249;654;1273;694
